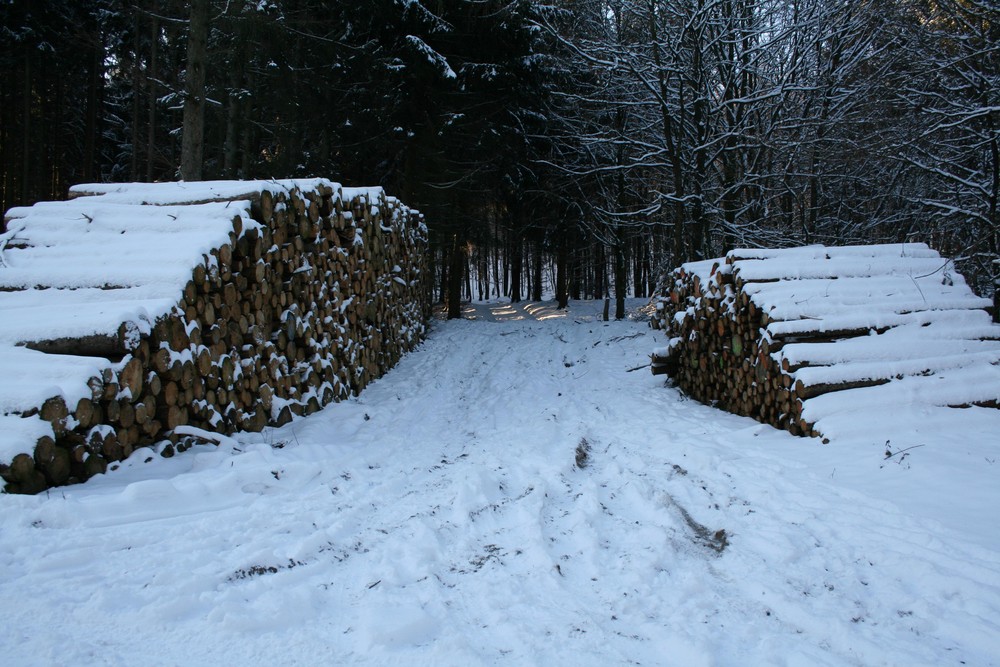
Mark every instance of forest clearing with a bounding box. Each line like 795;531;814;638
1;299;998;666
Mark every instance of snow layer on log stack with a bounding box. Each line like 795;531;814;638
0;179;428;493
651;244;1000;438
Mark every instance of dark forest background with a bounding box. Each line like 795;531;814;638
1;0;997;317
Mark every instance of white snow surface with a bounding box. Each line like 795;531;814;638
0;180;340;342
730;244;943;262
732;244;992;325
65;178;340;205
1;299;998;666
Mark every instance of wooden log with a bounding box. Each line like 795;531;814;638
4;453;47;494
163;381;180;407
40;396;70;435
794;376;891;400
166;405;187;430
21;332;128;358
74;397;96;429
118;356;144;401
118;400;135;429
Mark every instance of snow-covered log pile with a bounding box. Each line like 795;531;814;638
0;179;428;493
652;244;1000;438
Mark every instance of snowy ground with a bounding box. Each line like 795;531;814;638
1;299;998;666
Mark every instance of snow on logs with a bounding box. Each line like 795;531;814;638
0;179;428;493
652;244;1000;438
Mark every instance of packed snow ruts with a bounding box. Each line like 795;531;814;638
0;179;429;493
651;243;1000;437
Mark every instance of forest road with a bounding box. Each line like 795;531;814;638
0;299;997;666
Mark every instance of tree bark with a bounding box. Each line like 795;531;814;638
994;259;1000;324
146;14;159;182
556;237;568;309
633;236;643;298
614;241;626;320
594;242;605;301
531;241;543;301
464;248;473;301
83;32;101;183
570;246;581;301
448;234;464;319
22;55;31;203
130;11;142;181
510;236;522;303
437;246;447;303
180;0;209;181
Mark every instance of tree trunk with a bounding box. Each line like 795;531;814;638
633;236;644;297
448;235;464;319
691;25;709;259
146;15;159;182
569;249;583;301
1;76;8;223
502;240;509;298
180;0;209;181
464;249;473;302
614;241;626;320
594;242;605;301
130;11;142;181
437;246;447;304
83;36;101;183
994;259;1000;324
531;241;543;301
988;111;998;263
556;238;568;309
22;55;31;203
239;63;255;179
494;240;502;298
222;11;250;176
510;237;522;303
477;251;486;301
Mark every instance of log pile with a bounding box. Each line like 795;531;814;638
0;180;429;493
652;244;1000;438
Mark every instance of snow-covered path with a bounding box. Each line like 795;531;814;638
2;300;998;666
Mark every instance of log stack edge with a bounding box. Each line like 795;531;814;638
1;182;430;493
651;255;818;436
651;245;1000;439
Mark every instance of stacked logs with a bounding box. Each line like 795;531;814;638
1;183;429;493
651;246;1000;438
651;257;816;436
